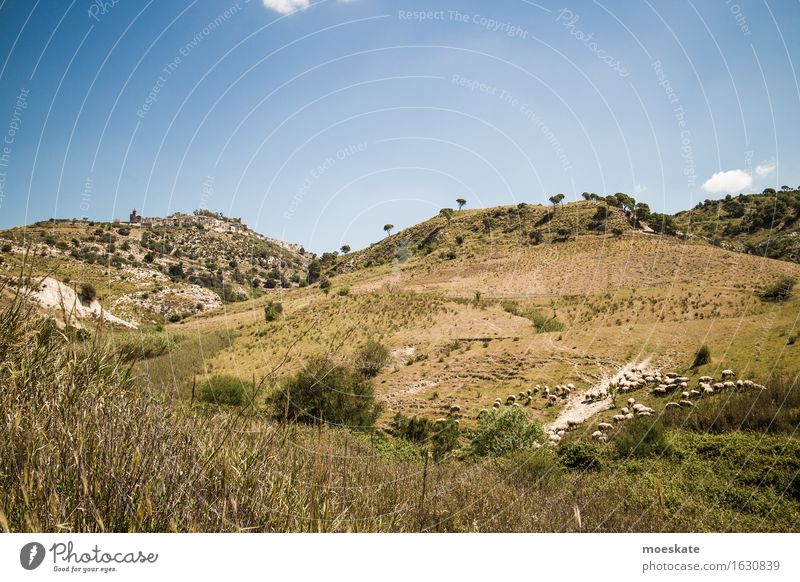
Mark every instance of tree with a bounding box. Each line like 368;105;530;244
456;198;466;210
581;192;592;201
633;202;651;226
781;185;791;191
763;188;777;195
340;245;351;254
614;192;636;214
548;193;565;206
268;359;382;429
78;283;97;304
439;208;454;223
383;224;394;237
307;258;322;284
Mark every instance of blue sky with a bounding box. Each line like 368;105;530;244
0;0;798;253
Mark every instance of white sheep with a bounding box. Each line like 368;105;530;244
678;399;694;408
477;408;488;419
567;419;582;429
591;430;604;441
597;422;614;431
506;394;517;405
721;369;735;379
665;402;681;410
449;405;461;414
627;397;636;407
612;414;627;422
492;402;501;409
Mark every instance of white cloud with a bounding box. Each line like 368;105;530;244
755;162;776;177
701;169;752;194
261;0;310;15
634;183;647;195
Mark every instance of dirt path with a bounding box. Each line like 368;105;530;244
546;357;652;433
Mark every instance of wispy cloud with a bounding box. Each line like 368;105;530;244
634;183;647;195
261;0;310;15
755;162;776;177
701;169;752;194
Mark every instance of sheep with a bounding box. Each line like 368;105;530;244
567;383;576;391
678;399;694;408
524;396;533;406
549;434;562;444
666;372;678;379
702;385;714;396
506;394;517;405
681;391;690;399
597;434;608;443
526;389;532;397
689;389;701;398
637;411;653;417
736;380;744;389
612;414;627;422
449;405;461;414
743;380;754;388
567;419;582;430
557;430;565;438
518;391;526;400
548;394;558;406
513;402;521;408
591;430;604;441
627;397;636;406
632;403;645;412
434;418;447;425
699;375;714;383
543;386;551;397
713;382;725;392
665;402;681;410
624;413;634;420
721;369;735;379
477;408;488;419
597;422;614;431
534;385;541;394
723;381;736;390
652;386;667;395
620;407;630;415
492;401;501;409
562;387;571;399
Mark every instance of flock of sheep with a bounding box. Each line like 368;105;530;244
453;366;767;447
473;383;576;421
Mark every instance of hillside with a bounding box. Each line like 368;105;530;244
0;210;309;326
674;188;800;261
2;195;800;533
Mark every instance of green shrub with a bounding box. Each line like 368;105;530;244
269;360;381;430
467;407;545;457
558;441;602;471
78;283;97;304
759;276;795;301
501;300;521;316
356;339;390;378
692;344;711;367
337;287;350;296
614;417;671;459
662;377;800;434
198;375;251;406
264;300;284;322
528;309;563;333
1;243;11;253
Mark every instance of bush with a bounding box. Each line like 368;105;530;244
268;360;381;430
264;300;284;322
614;417;671;459
467;407;545;457
78;283;97;304
558;441;602;471
355;339;390;378
663;377;800;434
337;287;350;296
759;276;795;301
393;413;460;461
198;375;251;406
1;242;12;252
692;344;711;367
528;309;563;333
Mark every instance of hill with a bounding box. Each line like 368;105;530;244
674;188;800;261
0;210;309;326
2;194;799;533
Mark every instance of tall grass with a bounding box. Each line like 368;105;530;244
0;291;798;532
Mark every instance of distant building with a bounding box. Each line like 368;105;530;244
129;209;143;224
